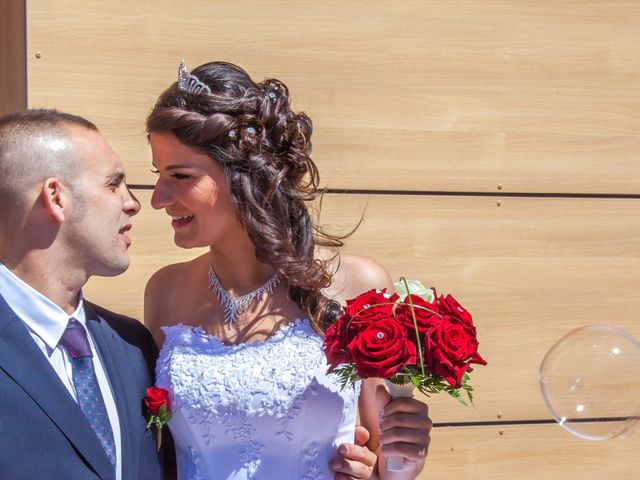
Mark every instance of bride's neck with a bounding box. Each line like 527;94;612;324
208;246;277;297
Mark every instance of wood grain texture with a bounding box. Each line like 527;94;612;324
25;0;640;193
84;191;640;425
0;0;26;116
419;423;640;480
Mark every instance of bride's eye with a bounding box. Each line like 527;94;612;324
150;168;160;174
172;172;191;180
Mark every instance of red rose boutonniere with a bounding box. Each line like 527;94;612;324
144;386;172;450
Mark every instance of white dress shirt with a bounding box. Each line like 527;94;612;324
0;263;122;479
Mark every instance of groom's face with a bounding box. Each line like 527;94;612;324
62;126;141;277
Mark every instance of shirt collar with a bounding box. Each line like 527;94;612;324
0;262;86;351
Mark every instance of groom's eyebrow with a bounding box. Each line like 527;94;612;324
106;171;126;185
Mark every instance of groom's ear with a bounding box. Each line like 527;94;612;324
41;177;72;224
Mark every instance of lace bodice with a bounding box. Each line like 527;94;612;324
156;319;360;480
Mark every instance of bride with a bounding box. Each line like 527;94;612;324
144;60;431;480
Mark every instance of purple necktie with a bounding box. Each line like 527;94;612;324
59;319;116;469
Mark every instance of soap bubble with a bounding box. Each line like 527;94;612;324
539;325;640;440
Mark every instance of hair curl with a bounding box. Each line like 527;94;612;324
147;61;343;332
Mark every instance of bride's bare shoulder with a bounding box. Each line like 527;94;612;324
144;253;210;341
319;247;394;304
146;254;209;293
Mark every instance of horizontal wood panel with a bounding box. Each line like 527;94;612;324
26;0;640;193
84;191;640;424
419;423;640;479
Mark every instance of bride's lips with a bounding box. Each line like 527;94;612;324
171;214;194;229
119;224;132;246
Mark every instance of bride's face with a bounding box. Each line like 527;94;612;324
149;132;241;249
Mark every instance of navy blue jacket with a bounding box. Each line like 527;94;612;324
0;295;163;480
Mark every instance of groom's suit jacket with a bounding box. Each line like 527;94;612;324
0;294;164;480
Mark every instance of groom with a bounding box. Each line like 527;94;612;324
0;109;162;480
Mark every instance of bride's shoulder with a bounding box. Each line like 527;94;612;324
318;247;394;304
337;253;394;292
146;254;209;292
144;253;210;343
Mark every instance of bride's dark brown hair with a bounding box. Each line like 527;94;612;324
146;61;342;332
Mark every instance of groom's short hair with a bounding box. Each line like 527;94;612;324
0;108;98;217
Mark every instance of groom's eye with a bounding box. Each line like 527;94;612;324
106;173;126;190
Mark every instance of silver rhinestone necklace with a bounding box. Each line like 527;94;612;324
207;267;281;326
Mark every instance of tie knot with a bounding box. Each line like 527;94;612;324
59;319;93;359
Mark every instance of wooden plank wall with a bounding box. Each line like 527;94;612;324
21;1;640;478
0;0;27;115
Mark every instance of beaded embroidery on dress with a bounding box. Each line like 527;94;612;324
156;319;360;480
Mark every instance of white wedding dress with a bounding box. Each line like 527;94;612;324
156;319;360;479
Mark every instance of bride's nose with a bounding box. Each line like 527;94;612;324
150;178;174;210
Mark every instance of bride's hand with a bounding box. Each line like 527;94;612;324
376;384;432;469
331;425;377;480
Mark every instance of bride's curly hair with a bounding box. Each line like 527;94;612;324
146;61;342;332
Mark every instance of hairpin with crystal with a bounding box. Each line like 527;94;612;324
178;60;211;95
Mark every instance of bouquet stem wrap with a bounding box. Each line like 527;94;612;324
384;380;416;472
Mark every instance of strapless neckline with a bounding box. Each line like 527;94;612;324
163;318;310;350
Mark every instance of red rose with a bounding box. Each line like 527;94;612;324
438;294;474;327
338;289;398;347
324;290;401;373
424;316;487;388
144;386;172;451
323;318;353;371
344;289;397;318
347;319;416;379
145;386;171;416
395;294;441;335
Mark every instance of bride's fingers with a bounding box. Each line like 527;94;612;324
380;412;430;431
378;393;432;463
381;440;430;463
381;395;429;417
337;443;377;467
353;425;371;446
331;443;376;480
379;423;432;463
332;458;373;480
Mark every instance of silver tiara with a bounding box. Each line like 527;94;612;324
178;60;211;95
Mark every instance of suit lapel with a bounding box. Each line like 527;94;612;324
0;295;114;480
86;304;139;479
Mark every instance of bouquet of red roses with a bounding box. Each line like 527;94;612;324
323;278;486;404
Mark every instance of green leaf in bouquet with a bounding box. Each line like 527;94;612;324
448;386;468;406
461;373;475;405
332;365;360;391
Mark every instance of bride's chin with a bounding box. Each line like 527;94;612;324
173;236;195;249
173;235;210;250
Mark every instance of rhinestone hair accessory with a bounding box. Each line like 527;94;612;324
208;267;281;325
178;60;211;95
